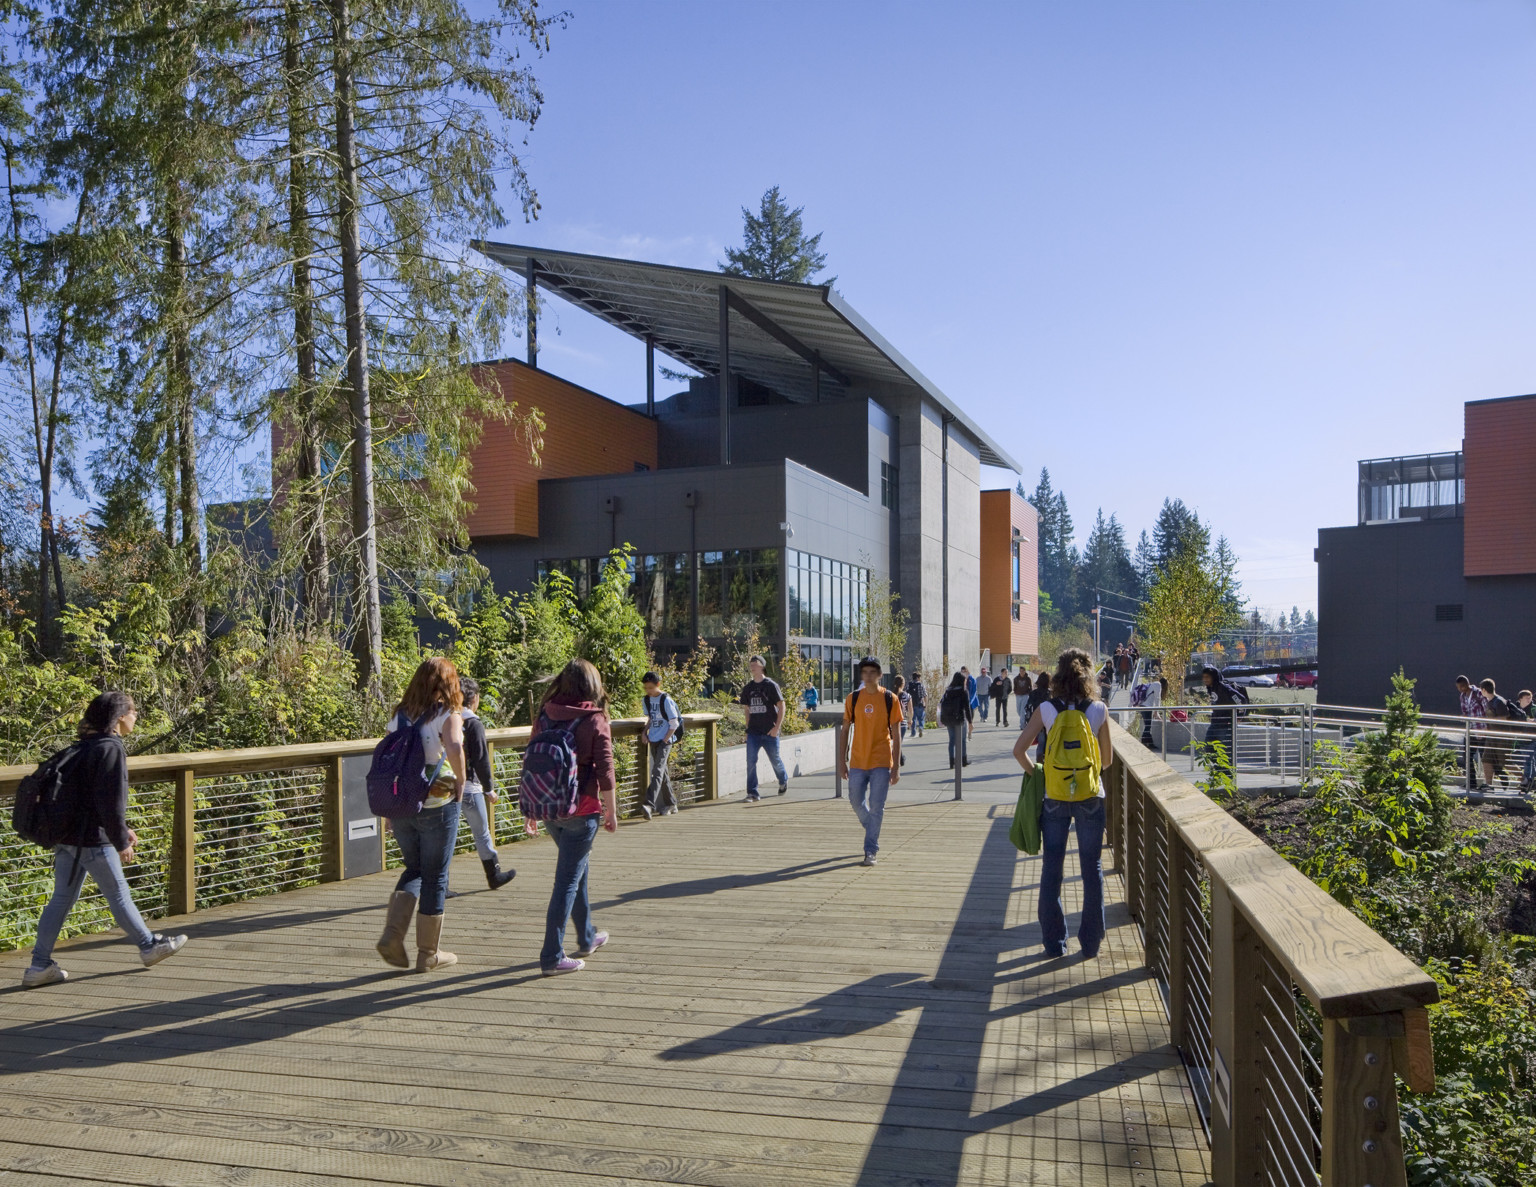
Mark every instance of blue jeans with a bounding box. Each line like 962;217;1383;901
392;801;461;915
31;844;155;968
745;732;786;797
946;722;968;767
977;697;988;720
909;705;924;737
459;790;497;861
1038;797;1106;956
542;814;600;968
847;766;891;856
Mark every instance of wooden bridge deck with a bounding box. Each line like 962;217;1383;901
0;779;1209;1185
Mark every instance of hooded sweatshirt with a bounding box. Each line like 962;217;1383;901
535;698;615;818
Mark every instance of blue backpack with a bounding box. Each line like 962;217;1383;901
518;713;583;821
366;711;446;820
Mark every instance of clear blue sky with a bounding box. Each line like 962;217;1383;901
486;0;1536;618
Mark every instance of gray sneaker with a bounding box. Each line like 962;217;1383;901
861;854;878;867
140;934;187;968
21;962;68;989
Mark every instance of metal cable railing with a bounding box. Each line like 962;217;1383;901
1257;948;1324;1186
195;769;326;909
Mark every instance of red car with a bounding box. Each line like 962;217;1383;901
1278;670;1318;689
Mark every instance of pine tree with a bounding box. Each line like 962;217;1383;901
1152;498;1207;569
1027;468;1077;620
721;186;828;283
1132;529;1157;595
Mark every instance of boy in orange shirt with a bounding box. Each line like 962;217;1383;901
839;657;902;866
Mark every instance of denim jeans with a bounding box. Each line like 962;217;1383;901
392;800;461;915
1038;796;1106;956
909;705;924;738
946;722;968;767
1015;694;1030;726
847;766;891;856
745;732;786;796
31;844;155;968
459;790;497;862
977;697;988;720
541;814;600;968
646;740;676;812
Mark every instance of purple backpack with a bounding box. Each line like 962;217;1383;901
367;711;446;820
518;713;583;821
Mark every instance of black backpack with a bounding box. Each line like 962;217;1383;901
11;743;84;848
939;686;967;726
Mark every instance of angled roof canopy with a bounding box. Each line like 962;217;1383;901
471;240;1020;472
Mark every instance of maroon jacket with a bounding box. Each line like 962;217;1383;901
535;698;615;817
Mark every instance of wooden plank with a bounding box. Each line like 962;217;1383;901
1396;1006;1435;1094
1204;844;1439;1017
168;766;195;916
1322;1017;1409;1187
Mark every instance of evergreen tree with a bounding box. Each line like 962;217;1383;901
1079;510;1138;620
1027;468;1077;619
721;186;828;283
1132;529;1157;596
1152;498;1207;569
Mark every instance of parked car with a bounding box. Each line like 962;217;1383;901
1277;670;1318;689
1225;671;1276;688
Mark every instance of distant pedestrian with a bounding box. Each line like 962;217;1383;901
1456;675;1491;789
376;658;467;973
1482;678;1514;790
989;669;1011;726
963;666;979;722
895;675;914;741
529;658;618;976
458;678;516;889
1012;668;1032;729
1098;660;1114;704
977;666;990;721
640;670;681;820
1201;665;1246;780
803;685;819;712
939;672;974;768
739;655;787;801
908;671;927;738
1014;648;1113;959
1131;676;1167;749
22;691;188;989
840;657;903;866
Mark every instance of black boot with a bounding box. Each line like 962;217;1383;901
482;857;516;890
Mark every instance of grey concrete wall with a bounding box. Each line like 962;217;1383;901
946;424;983;669
784;460;891;577
893;394;946;674
1317;517;1536;714
714;727;839;796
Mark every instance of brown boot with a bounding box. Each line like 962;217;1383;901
376;891;415;968
415;912;457;972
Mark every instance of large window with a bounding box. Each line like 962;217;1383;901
880;461;895;509
1011;533;1022;622
785;549;869;644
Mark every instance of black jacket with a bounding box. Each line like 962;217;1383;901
69;733;132;851
462;712;493;792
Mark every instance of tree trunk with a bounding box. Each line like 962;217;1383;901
165;179;204;634
288;0;329;633
331;0;382;693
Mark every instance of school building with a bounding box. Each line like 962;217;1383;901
446;244;1035;698
1316;392;1536;713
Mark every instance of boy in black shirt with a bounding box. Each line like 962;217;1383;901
739;655;787;802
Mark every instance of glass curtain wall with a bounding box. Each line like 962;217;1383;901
785;548;870;702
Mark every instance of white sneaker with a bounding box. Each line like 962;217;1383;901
641;804;653;821
140;934;187;967
21;962;68;989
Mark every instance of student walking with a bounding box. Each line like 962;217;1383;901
1012;668;1032;729
457;679;516;890
1200;666;1245;780
22;691;188;988
908;672;927;738
1025;672;1052;762
1014;649;1114;959
977;666;990;721
377;658;468;973
989;669;1011;727
895;675;913;740
964;667;979;724
1130;676;1167;749
839;657;903;866
640;670;681;819
938;673;974;768
528;658;618;976
739;655;787;801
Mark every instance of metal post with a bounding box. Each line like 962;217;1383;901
525;256;537;368
484;742;497;840
703;719;718;801
717;284;730;465
834;723;844;799
645;336;655;417
1465;721;1473;792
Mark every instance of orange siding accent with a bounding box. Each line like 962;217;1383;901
980;489;1039;661
1464;395;1536;577
465;360;658;540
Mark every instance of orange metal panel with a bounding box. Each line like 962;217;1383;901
980;489;1039;662
1464;395;1536;577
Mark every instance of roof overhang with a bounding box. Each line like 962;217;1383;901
472;240;1020;472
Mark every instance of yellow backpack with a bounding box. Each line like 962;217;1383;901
1043;698;1102;802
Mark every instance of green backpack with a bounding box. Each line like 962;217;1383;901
1043;698;1102;802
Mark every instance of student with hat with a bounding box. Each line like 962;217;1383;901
839;657;903;867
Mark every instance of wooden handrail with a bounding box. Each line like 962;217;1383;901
0;713;725;798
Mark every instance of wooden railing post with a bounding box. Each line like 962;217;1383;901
1166;837;1190;1050
1124;776;1144;927
168;767;196;916
1209;880;1265;1187
635;732;651;815
320;756;344;883
484;741;496;837
703;718;718;801
1323;1016;1410;1187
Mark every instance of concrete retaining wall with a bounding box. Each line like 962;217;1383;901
715;727;838;798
